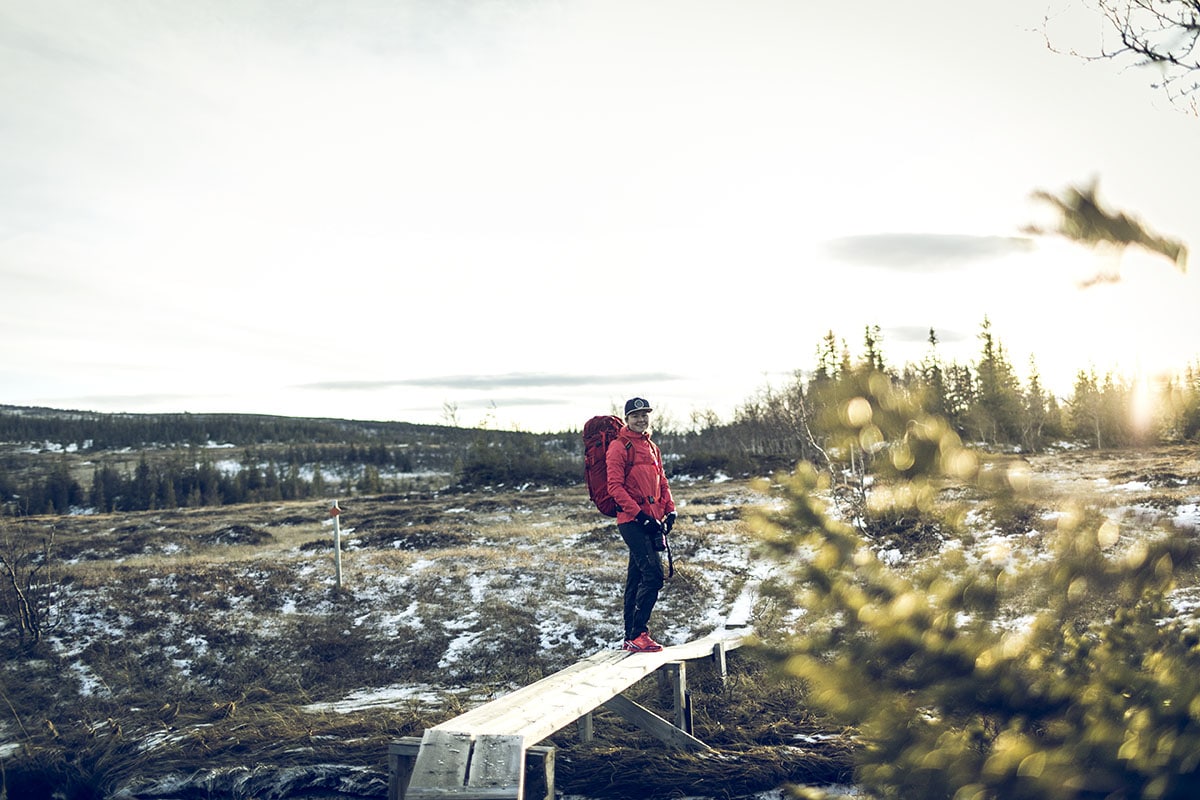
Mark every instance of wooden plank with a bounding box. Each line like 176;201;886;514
470;655;669;742
467;682;609;731
430;651;627;733
724;577;759;630
464;734;524;798
420;630;746;750
390;737;423;755
406;733;524;800
431;631;744;737
407;729;472;797
602;693;712;752
393;738;556;800
430;632;744;738
660;629;746;661
448;659;646;731
429;631;746;745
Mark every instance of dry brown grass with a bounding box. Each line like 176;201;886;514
5;447;1198;798
2;478;781;799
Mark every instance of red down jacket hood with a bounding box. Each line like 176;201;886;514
605;426;675;524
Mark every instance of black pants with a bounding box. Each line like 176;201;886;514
618;521;664;641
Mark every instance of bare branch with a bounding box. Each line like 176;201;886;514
0;517;62;651
1043;0;1200;106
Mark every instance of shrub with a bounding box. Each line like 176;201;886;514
754;372;1200;800
456;432;577;487
0;517;62;652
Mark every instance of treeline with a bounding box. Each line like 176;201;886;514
4;318;1199;515
0;444;433;516
0;408;497;516
0;407;477;452
0;404;584;514
698;319;1200;470
457;431;578;487
761;364;1200;800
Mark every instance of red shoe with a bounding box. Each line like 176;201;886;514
622;632;664;652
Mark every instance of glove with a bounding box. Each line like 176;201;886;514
635;511;662;534
637;511;667;552
664;512;676;534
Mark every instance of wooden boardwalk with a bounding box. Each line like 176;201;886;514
389;627;748;800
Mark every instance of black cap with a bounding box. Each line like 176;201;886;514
624;397;652;416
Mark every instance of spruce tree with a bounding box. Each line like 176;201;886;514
919;327;948;418
1070;369;1104;448
972;317;1024;445
1022;356;1051;451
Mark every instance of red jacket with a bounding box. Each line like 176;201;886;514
606;426;675;524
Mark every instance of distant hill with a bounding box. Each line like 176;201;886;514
0;405;588;516
0;404;535;451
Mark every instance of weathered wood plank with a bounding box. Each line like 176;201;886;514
393;738;556;800
429;650;626;733
468;657;667;741
660;629;747;661
407;729;473;797
464;734;524;797
427;629;745;746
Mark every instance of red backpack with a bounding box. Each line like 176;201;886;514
583;415;628;517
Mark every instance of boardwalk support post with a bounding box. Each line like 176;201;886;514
662;661;692;734
712;640;728;683
525;746;555;800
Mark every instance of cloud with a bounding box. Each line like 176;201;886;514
825;233;1034;270
297;372;682;392
446;396;568;410
43;393;202;411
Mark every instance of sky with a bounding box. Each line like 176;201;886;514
2;0;1198;434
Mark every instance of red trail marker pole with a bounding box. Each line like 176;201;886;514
330;500;343;590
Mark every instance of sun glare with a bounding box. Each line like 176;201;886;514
1130;372;1157;437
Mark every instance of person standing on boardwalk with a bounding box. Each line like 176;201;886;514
607;397;677;653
